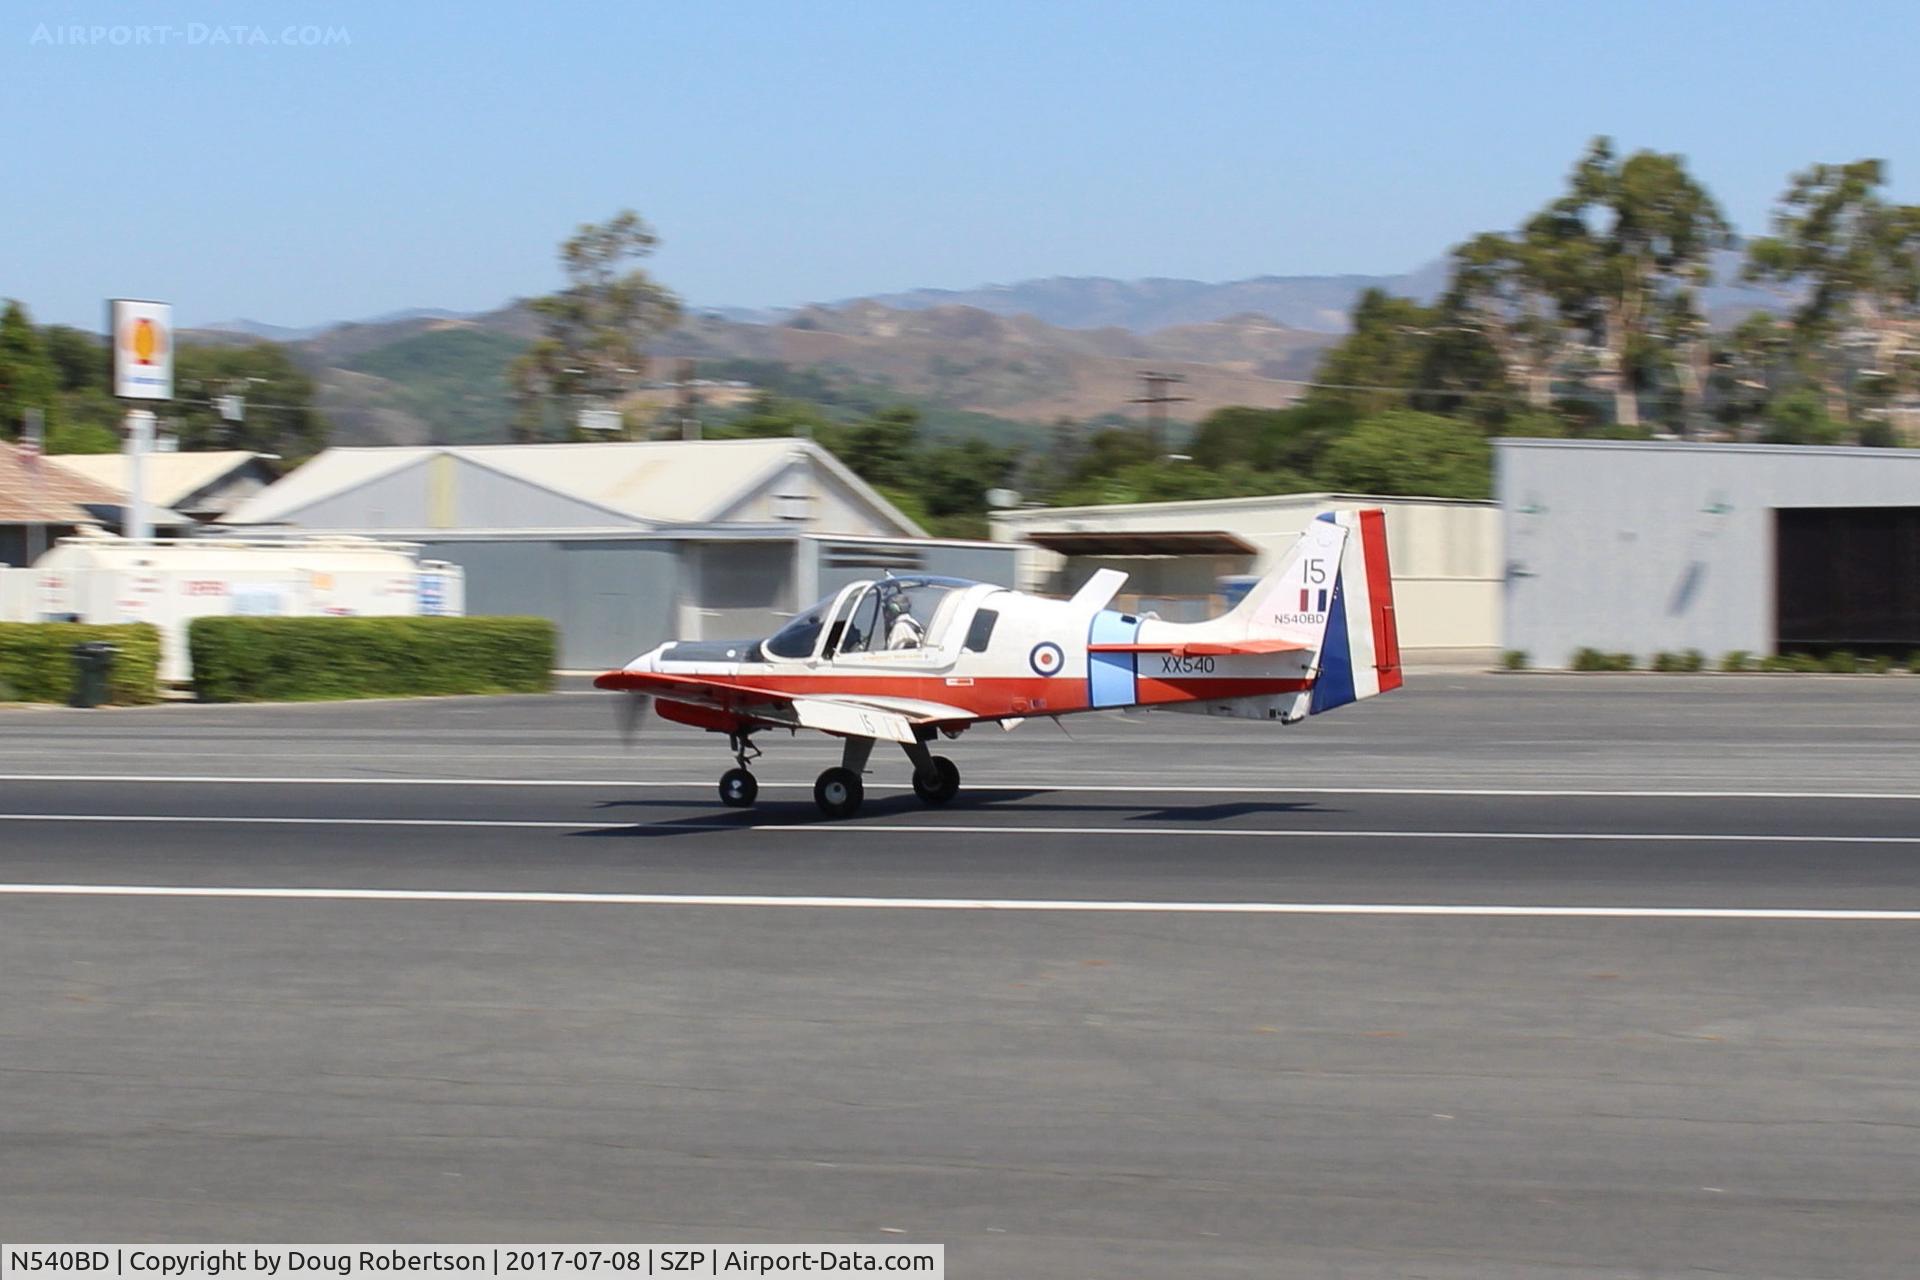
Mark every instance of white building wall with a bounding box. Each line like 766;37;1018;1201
1498;438;1920;666
991;493;1502;655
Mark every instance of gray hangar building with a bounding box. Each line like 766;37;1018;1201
220;438;1015;668
1498;438;1920;667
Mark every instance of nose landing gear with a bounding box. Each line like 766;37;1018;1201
718;733;761;808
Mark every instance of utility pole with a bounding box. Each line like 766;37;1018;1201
21;407;45;565
677;359;702;441
1131;370;1190;455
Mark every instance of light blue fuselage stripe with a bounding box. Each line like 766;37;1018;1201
1087;610;1141;708
1309;573;1356;714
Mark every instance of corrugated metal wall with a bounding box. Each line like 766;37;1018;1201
1499;440;1920;666
418;538;682;669
418;535;1016;671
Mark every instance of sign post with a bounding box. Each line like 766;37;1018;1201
109;299;173;544
125;409;156;544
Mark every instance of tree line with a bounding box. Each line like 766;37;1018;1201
726;138;1920;525
0;300;327;461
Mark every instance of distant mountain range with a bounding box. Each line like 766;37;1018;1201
184;252;1792;447
842;261;1455;333
192;309;473;345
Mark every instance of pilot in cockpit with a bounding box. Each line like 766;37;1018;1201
884;593;924;650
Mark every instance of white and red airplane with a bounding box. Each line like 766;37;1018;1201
597;508;1403;818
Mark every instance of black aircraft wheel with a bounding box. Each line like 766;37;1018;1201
911;755;961;807
719;767;758;808
813;766;864;819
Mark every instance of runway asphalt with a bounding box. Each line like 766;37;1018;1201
3;674;1918;1277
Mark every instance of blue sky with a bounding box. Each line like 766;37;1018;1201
8;0;1920;329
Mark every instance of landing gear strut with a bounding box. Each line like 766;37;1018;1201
714;731;958;820
718;733;760;808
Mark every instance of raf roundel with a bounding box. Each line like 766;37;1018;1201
1028;641;1065;677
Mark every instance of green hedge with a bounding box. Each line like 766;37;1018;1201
189;616;557;702
0;623;162;705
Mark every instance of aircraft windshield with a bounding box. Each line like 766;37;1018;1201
764;599;833;659
763;576;977;660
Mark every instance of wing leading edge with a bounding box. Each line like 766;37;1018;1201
594;669;974;742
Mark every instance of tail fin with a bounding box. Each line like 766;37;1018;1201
1214;508;1401;715
1220;514;1350;651
1307;509;1403;713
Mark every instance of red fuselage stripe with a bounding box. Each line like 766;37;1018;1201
604;669;1316;720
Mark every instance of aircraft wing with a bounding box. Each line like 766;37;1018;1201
1086;638;1306;656
595;670;976;742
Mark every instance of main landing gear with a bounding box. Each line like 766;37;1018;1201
709;730;961;819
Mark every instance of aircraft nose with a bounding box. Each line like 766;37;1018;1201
593;646;663;690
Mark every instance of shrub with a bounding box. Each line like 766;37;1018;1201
189;616;556;702
1720;650;1753;673
1824;650;1860;674
1909;651;1920;674
1759;654;1795;673
1681;649;1705;672
0;623;161;705
1869;655;1895;675
1572;648;1637;671
1501;649;1529;671
1790;653;1826;673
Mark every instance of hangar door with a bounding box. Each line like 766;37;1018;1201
1775;507;1920;653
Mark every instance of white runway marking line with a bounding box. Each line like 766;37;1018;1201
0;882;1915;920
2;773;1920;801
0;812;1918;845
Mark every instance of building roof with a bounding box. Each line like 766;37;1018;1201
1023;529;1260;556
0;440;125;525
50;450;267;510
992;490;1498;526
221;438;925;535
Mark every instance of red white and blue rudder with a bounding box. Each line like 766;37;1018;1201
1306;508;1403;714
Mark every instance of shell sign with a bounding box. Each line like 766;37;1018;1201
110;299;174;400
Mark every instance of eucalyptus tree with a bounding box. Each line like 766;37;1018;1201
510;210;682;440
1451;139;1729;430
1743;160;1920;427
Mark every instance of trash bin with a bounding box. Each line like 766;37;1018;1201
69;642;117;709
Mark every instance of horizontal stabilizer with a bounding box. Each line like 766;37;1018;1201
1068;568;1129;612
